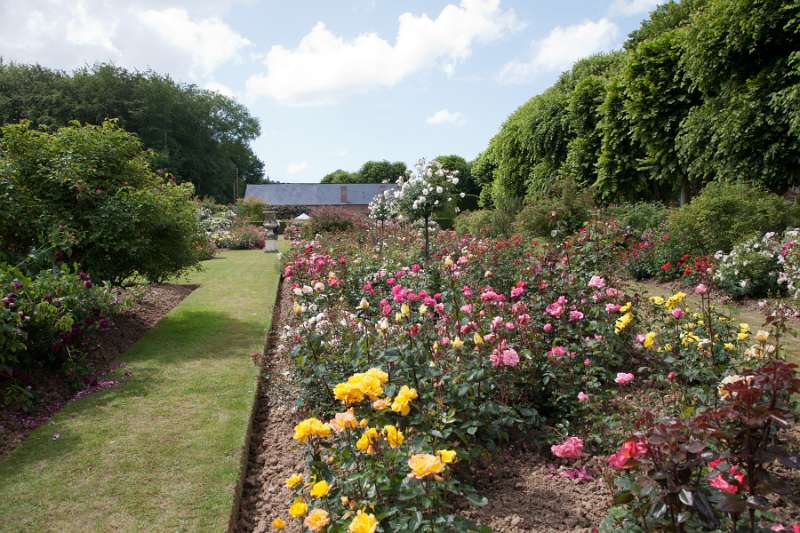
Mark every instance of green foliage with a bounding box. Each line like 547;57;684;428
663;181;800;258
481;0;800;206
321;160;407;184
0;120;204;284
0;62;265;202
605;202;669;234
454;210;494;237
0;263;118;376
434;154;480;211
235;197;268;226
301;207;358;238
513;179;594;239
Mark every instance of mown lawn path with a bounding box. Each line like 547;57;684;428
0;250;281;532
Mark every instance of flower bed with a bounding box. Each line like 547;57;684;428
268;220;799;532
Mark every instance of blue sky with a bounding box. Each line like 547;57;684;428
0;0;665;182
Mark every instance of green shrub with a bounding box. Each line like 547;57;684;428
235;197;268;226
454;210;494;236
605;202;669;234
514;186;594;238
302;207;358;238
216;224;266;250
0;120;204;284
661;181;800;260
0;263;119;378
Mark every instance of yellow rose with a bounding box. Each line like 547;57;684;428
348;510;378;533
293;302;303;315
304;509;330;532
473;332;484;346
724;342;735;351
285;473;303;489
739;322;750;333
356;427;380;454
665;292;686;310
401;303;411;317
437;449;457;464
620;302;632;313
614;312;633;335
293;418;333;443
452;337;464;350
310;480;330;498
408;453;446;479
443;255;454;267
643;332;656;349
289;498;308;518
329;409;358;433
737;332;749;341
372;397;391;410
391;385;418;416
383;425;404;449
754;330;769;343
356;298;370;310
334;382;365;405
649;296;665;305
365;368;388;384
272;517;287;529
418;304;429;315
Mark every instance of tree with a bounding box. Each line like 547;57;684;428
357;160;407;184
321;169;356;183
0;62;266;202
434;155;479;210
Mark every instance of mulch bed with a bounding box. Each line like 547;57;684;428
234;279;306;533
0;283;195;460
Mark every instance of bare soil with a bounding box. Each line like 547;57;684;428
0;283;195;460
234;280;305;533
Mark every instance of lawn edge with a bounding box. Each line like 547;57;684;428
227;270;286;532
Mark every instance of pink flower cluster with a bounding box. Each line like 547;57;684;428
607;438;648;469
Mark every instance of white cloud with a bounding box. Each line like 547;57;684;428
204;81;238;99
287;161;309;175
497;18;619;84
426;109;466;126
0;1;250;83
609;0;665;16
246;0;521;105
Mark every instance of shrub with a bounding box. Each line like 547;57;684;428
235;197;268;226
0;263;118;380
216;224;266;250
454;210;494;236
605;202;669;234
0;120;204;285
714;232;784;299
302;207;357;238
513;191;594;239
662;181;800;261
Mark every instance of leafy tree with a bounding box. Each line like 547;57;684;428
0;120;203;284
434;155;479;210
357;160;407;184
321;169;356;183
0;62;266;202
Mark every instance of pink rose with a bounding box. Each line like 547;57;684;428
588;275;606;289
543;323;553;333
577;391;589;402
605;303;621;314
672;308;684;319
545;303;563;317
667;371;677;381
615;372;635;385
510;287;524;299
548;346;567;358
569;310;584;322
502;348;520;367
551;436;583;459
694;283;708;295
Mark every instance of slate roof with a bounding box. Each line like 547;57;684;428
244;183;396;206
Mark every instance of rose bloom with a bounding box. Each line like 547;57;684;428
551;436;583;459
348;510;378;533
672;308;684;319
543;323;553;333
667;371;677;381
408;453;446;479
577;391;589;402
608;439;648;469
694;283;708;295
545;302;563;317
304;509;331;532
569;310;584;321
615;372;635;385
588;275;606;289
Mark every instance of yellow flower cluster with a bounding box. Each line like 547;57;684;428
406;450;455;479
293;417;333;443
356;427;381;454
643;331;656;349
615;311;634;335
383;424;404;448
665;292;686;311
333;368;389;405
391;385;418;416
737;322;750;341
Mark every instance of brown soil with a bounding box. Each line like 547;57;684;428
468;449;610;532
234;280;305;533
0;283;195;460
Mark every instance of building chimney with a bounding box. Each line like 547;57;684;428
340;185;348;203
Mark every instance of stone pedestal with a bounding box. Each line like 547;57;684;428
263;211;279;253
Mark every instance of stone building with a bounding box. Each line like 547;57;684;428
243;183;395;218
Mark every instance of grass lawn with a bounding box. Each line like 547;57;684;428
0;250;281;532
627;279;800;362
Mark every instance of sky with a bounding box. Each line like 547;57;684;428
0;0;666;183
